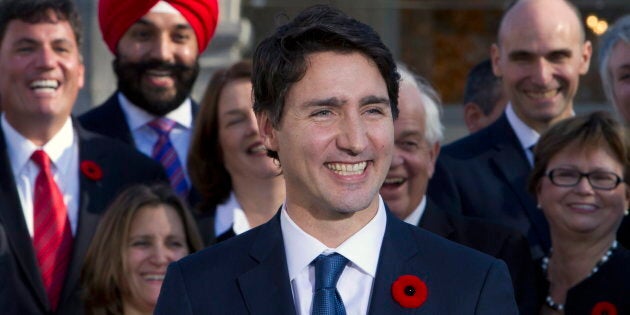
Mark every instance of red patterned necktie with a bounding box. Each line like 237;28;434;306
31;150;73;311
147;118;189;198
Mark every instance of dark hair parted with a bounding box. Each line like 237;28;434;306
0;0;82;47
188;60;253;211
251;4;400;160
81;184;202;315
528;111;630;195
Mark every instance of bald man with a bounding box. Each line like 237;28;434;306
428;0;592;260
79;0;218;205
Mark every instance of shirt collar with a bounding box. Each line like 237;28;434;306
2;113;75;175
117;92;193;131
214;191;242;236
403;195;426;226
505;103;539;151
282;196;387;281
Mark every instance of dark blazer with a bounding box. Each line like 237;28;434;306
420;198;538;315
78;92;202;207
0;122;167;315
536;247;630;314
155;210;518;314
427;114;550;260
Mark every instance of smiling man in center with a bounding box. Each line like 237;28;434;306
155;5;518;314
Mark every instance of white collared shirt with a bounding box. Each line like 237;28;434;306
2;114;79;236
403;195;426;226
117;92;193;185
281;196;387;315
214;191;252;236
505;103;540;166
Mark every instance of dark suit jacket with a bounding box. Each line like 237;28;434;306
78;92;202;207
420;198;538;315
427;114;550;260
0;122;167;315
155;210;518;314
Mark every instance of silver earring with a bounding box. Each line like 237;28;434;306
625;209;629;216
537;204;542;209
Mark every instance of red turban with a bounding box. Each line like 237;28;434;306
98;0;219;54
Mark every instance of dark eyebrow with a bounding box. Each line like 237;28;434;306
222;108;248;116
360;95;389;106
303;97;345;108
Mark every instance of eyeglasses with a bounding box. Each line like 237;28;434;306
546;168;625;191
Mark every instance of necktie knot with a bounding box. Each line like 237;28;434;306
31;150;51;171
148;118;176;136
312;253;348;315
314;253;348;290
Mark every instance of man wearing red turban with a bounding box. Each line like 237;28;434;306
80;0;219;207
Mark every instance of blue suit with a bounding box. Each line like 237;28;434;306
155;210;518;314
427;114;550;260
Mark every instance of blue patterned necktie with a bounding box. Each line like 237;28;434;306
312;253;349;315
147;118;189;198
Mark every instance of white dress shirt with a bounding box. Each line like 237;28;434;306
281;196;387;315
403;195;427;226
2;114;80;236
505;103;540;166
214;191;252;236
117;92;193;185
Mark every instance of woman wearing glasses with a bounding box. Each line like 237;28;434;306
528;111;630;314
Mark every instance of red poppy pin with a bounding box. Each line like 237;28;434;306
80;160;103;181
391;275;427;308
591;301;617;315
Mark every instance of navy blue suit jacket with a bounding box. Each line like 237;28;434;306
155;210;518;314
78;92;202;207
0;122;167;315
427;114;550;260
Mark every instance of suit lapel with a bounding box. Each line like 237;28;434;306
0;127;48;309
237;213;296;315
59;125;111;306
100;95;135;144
488;116;550;253
368;212;431;314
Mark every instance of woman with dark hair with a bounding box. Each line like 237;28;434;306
188;60;284;245
528;111;630;314
81;184;202;315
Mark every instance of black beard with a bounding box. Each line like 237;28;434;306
113;58;199;116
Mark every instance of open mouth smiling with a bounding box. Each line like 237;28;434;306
326;161;367;176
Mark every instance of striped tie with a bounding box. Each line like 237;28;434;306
31;150;73;311
147;118;189;198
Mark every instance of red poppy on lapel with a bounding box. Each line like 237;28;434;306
591;301;617;315
80;160;103;181
391;275;427;308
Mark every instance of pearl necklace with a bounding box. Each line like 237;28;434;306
541;240;618;311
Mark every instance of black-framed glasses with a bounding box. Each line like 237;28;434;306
546;168;625;190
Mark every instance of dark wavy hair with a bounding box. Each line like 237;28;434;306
0;0;82;47
252;4;400;160
188;60;253;211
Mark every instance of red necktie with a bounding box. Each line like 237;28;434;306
31;150;73;311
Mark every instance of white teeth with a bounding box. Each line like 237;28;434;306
326;162;367;175
250;145;267;154
571;204;596;211
143;274;165;281
30;80;58;90
384;177;404;184
526;89;558;99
